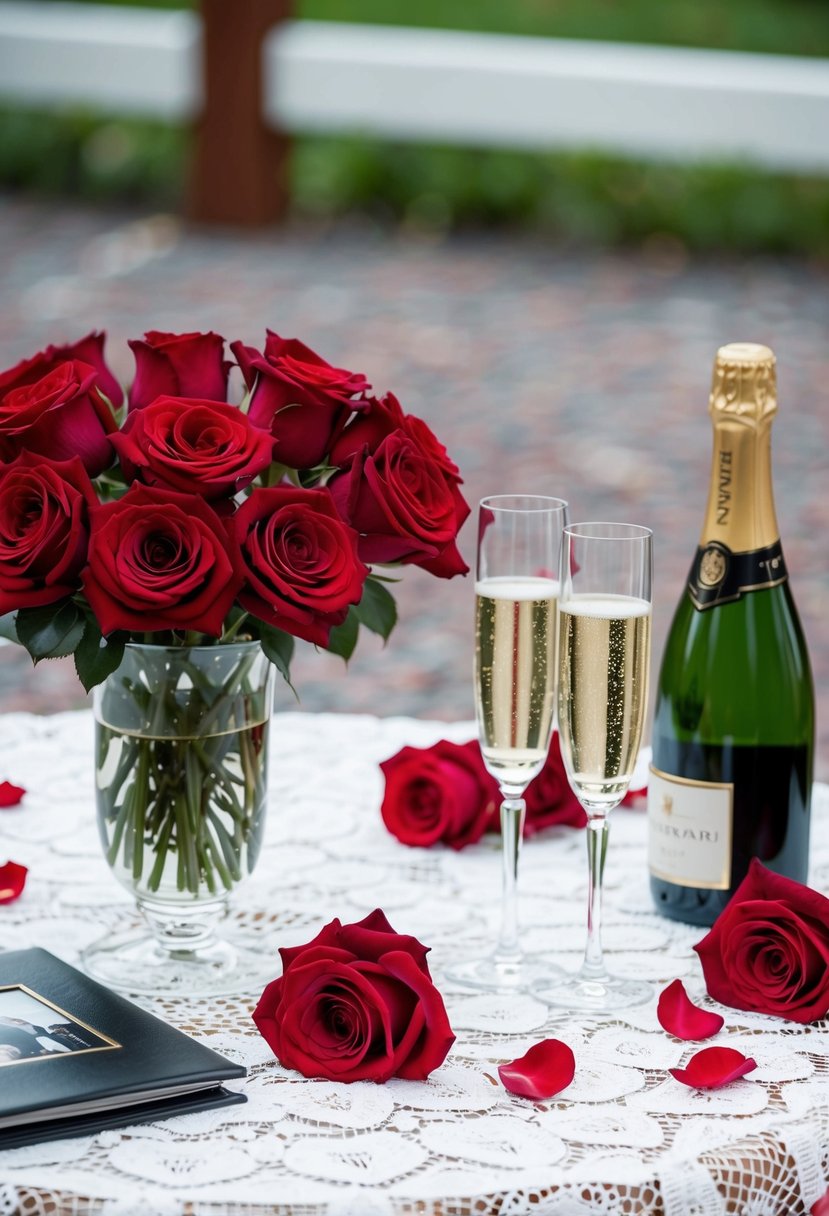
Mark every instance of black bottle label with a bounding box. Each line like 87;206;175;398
687;539;787;611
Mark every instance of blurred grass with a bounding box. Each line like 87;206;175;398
4;0;829;253
52;0;829;57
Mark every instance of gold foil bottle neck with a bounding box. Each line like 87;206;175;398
709;342;777;427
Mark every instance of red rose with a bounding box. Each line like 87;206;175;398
694;859;829;1024
0;454;97;614
380;740;499;850
0;360;117;476
331;392;461;486
82;484;243;636
524;732;586;834
328;391;406;469
233;486;367;646
329;432;469;578
252;909;455;1082
112;396;274;500
812;1188;829;1216
231;332;369;468
0;331;123;409
128;330;229;410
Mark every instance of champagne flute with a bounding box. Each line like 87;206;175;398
534;522;653;1012
448;494;568;992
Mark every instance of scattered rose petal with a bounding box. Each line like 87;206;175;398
0;861;28;904
621;785;647;807
657;979;725;1041
0;781;25;808
498;1038;576;1100
810;1186;829;1216
669;1046;757;1089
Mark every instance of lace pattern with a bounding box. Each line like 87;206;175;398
1;711;827;1216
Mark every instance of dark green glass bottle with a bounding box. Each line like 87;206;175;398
649;343;814;926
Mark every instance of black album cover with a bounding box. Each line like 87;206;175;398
0;948;246;1149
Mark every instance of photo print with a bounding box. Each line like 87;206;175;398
0;985;120;1066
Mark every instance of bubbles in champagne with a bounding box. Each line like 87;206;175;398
558;594;651;811
474;577;559;788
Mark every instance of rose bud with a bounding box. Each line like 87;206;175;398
524;732;586;834
128;330;230;410
112;396;274;500
0;360;117;476
232;486;368;647
380;740;500;850
0;454;98;614
253;909;455;1082
0;331;123;409
231;332;369;469
329;433;469;578
82;484;244;637
694;859;829;1024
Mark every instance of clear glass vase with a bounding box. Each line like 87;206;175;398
81;641;274;996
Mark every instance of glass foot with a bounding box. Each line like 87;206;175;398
81;928;275;998
533;970;652;1012
445;954;562;994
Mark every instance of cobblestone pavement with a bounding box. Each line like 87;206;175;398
0;195;827;776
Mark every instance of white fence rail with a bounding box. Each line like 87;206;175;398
1;1;828;172
0;3;201;118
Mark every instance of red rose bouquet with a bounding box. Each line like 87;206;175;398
0;329;469;688
0;329;469;902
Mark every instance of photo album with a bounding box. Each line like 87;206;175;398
0;948;246;1149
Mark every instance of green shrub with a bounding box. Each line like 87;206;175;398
5;0;829;252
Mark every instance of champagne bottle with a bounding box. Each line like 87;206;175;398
649;343;814;926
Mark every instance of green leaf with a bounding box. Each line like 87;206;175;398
255;621;296;689
354;577;397;642
16;601;85;662
299;462;337;488
325;607;359;662
73;617;127;692
0;612;19;644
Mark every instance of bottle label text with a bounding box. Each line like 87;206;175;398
648;766;733;889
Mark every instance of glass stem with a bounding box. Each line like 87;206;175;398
494;795;526;966
580;814;610;981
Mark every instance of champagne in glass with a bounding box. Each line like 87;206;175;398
534;523;653;1013
558;594;651;810
475;576;559;789
449;495;568;993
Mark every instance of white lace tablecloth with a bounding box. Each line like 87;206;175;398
0;710;828;1216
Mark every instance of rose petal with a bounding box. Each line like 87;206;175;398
0;781;25;808
810;1186;829;1216
669;1046;757;1089
621;785;647;807
0;860;28;904
657;979;725;1041
498;1038;576;1100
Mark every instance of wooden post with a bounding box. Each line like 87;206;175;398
189;0;292;226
